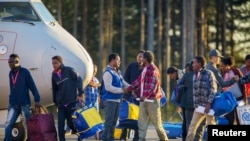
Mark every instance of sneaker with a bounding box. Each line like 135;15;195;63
65;130;72;136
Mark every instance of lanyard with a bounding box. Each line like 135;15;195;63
12;70;19;87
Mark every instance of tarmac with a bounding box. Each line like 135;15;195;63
0;125;182;141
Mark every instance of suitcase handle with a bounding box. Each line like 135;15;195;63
167;112;183;122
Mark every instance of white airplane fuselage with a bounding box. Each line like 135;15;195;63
0;0;93;110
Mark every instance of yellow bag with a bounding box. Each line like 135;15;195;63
119;100;139;121
114;127;130;140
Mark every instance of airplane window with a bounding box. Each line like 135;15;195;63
33;2;56;22
0;2;41;22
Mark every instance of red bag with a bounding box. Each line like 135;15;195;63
27;106;58;141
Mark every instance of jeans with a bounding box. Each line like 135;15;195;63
103;101;120;141
4;104;30;141
58;103;77;141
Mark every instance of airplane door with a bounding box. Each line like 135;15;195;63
0;31;16;59
0;31;17;109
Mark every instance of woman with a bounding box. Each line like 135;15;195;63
220;56;246;125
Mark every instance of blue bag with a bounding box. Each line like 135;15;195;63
170;79;184;106
163;122;182;139
160;87;167;107
162;112;183;139
205;75;237;117
212;91;237;117
72;106;103;139
118;100;139;130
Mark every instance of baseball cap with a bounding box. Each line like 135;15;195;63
209;49;223;58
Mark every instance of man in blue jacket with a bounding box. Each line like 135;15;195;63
51;55;84;141
4;54;40;141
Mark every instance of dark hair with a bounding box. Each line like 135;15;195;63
9;54;20;59
143;51;154;63
245;54;250;61
108;53;119;63
166;66;178;74
194;56;206;67
221;56;235;66
185;62;193;71
137;50;145;54
52;55;63;64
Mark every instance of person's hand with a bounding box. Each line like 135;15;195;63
233;75;239;82
204;103;211;114
122;87;128;94
140;96;145;102
132;91;138;99
176;106;182;113
34;102;41;110
77;95;85;107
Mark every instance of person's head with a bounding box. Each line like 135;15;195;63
142;50;154;65
136;50;145;65
8;54;20;70
192;56;207;72
52;55;63;71
93;64;97;76
209;49;223;65
220;56;235;72
166;66;178;80
108;53;121;68
245;54;250;69
185;61;193;72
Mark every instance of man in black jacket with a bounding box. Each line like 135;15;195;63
51;55;84;141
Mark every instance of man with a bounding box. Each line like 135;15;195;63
240;54;250;103
206;49;235;87
121;50;145;141
167;64;195;141
101;53;130;141
166;66;185;82
186;56;217;141
126;51;168;141
195;49;235;140
51;55;84;141
4;54;40;141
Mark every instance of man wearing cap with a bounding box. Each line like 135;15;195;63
206;49;235;87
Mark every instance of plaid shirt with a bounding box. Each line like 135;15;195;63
84;77;100;107
128;63;161;99
193;68;218;107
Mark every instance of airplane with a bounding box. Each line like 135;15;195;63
0;0;94;140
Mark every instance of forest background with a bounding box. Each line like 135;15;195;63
42;0;250;121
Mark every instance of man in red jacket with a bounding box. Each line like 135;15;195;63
126;51;168;141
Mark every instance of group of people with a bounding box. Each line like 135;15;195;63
4;54;100;141
167;49;250;141
4;49;250;141
101;51;168;141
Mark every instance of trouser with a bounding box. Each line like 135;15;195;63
186;111;216;141
103;101;120;141
138;99;168;141
182;108;195;141
58;103;77;141
4;105;30;141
